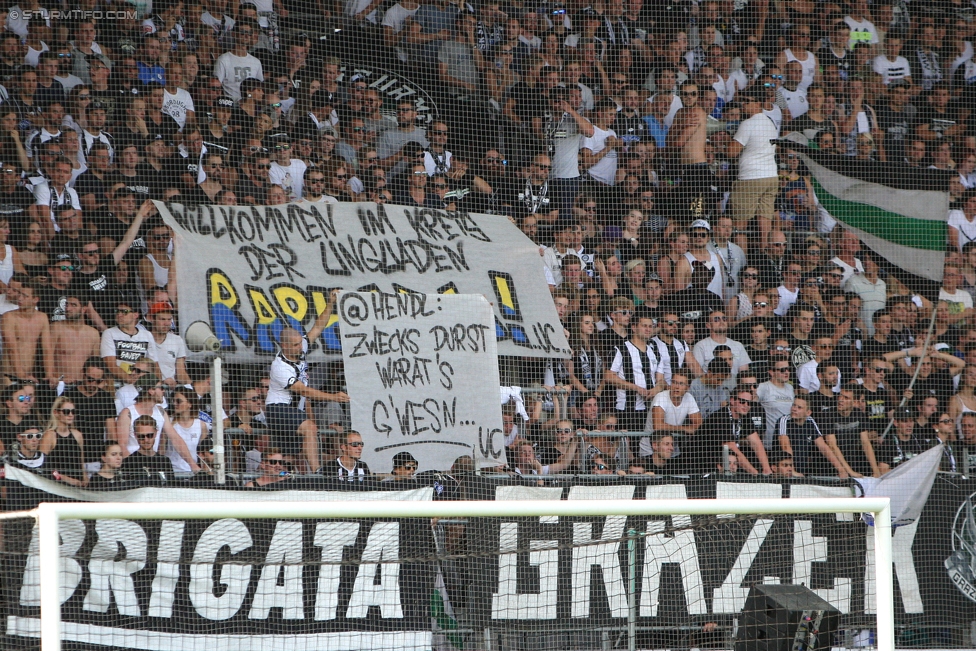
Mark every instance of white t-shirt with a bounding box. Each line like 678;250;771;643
154;332;187;381
270;158;308;202
872;55;912;84
267;337;309;409
162;87;195;129
757;380;795;442
581;125;618;186
344;0;379;22
949;209;976;251
940;287;974;316
692;337;752;376
830;256;864;284
775;285;800;316
845;16;879;48
778;87;808;119
100;326;158;372
32;182;81;232
733;112;779;180
168;418;204;473
213;51;264;101
641;391;700;456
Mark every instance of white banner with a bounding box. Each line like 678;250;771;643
155;201;570;361
339;291;505;472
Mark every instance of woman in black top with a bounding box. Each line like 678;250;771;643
40;397;86;487
87;442;128;489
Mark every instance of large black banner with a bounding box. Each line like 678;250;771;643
3;468;976;648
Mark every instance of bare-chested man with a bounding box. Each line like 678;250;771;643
1;280;53;384
667;81;711;222
51;293;101;384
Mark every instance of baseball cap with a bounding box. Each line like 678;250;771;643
215;96;234;109
148;301;174;316
392;451;418;468
690;219;711;231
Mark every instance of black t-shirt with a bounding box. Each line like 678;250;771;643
50;232;84;257
830;408;872;475
695;408;748;474
63;386;117;441
87;473;132;490
111;170;152;202
72;170;111;210
860;336;899;363
780;415;829;476
661;289;725;327
144;112;180;145
912;369;956;406
37;284;70;322
859;382;892;431
235;177;267;205
876;433;934;469
134;162;169;200
806;391;836;422
917;104;961;138
121;452;174;481
0;186;37;212
874;102;917;162
91;87;121;125
72;257;118;322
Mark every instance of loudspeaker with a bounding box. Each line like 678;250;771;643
733;584;840;651
185;321;222;353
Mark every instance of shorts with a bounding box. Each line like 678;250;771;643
730;176;779;222
265;403;309;457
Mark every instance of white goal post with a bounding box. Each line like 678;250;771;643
30;497;894;651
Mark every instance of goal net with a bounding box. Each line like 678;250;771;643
0;497;892;651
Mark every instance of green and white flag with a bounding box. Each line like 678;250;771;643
795;151;948;282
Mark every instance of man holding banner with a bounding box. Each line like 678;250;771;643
265;292;349;472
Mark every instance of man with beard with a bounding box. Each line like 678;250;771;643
504;153;559;232
653;311;703;384
376;99;429;181
477;148;508;213
50;293;100;384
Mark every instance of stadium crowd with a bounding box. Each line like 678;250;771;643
0;0;972;488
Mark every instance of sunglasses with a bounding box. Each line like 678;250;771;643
773;367;790;372
773;345;790;352
345;441;365;447
19;432;41;440
58;265;74;271
940;418;954;424
256;163;271;169
743;272;759;278
308;178;325;183
16;395;32;402
82;249;99;256
137;432;155;439
753;301;768;308
275;144;291;150
61;408;75;415
615;309;633;317
663;320;679;326
433;183;448;189
556;428;574;434
594;464;608;471
269;102;282;109
335;174;348;180
264;458;284;465
872;367;888;373
84;375;104;383
711;316;727;322
116;308;134;314
403;464;419;471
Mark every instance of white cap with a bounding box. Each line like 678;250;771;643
690;219;711;231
